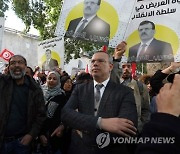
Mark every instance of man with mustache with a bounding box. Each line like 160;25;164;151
65;0;110;45
0;55;46;153
128;20;174;62
111;41;150;133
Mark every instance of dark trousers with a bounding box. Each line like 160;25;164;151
68;131;134;154
1;137;30;154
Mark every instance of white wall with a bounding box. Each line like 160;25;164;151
1;28;39;69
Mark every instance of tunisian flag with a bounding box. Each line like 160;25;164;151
0;49;14;61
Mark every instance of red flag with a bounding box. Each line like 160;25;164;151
85;64;89;73
0;49;14;61
101;45;107;52
131;63;137;79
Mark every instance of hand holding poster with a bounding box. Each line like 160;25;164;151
56;0;180;62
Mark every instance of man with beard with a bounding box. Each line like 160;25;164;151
111;41;150;133
120;63;150;133
62;51;137;154
128;20;174;62
0;55;46;153
65;0;110;45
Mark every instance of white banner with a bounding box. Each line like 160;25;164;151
55;0;136;47
124;0;180;62
37;37;64;71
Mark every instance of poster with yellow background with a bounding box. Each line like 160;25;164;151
37;37;64;71
124;0;180;62
55;0;136;47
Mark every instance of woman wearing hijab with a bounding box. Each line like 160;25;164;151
40;71;66;154
60;76;73;100
46;75;73;154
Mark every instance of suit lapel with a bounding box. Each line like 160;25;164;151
135;44;141;57
146;39;156;55
97;80;115;116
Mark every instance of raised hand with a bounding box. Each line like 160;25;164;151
113;41;127;59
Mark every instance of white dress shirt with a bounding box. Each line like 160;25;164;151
136;38;154;58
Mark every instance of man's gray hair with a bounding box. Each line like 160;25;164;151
94;51;113;64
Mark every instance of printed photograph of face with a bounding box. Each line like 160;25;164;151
138;21;155;43
83;0;100;18
128;20;174;63
65;0;110;45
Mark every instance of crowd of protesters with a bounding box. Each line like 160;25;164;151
0;41;180;154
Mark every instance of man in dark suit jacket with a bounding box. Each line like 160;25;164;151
42;49;59;71
128;20;174;62
65;0;110;45
62;51;137;154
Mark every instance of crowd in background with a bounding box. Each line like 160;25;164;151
0;43;180;154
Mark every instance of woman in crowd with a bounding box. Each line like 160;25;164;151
50;76;74;154
60;76;73;100
40;71;66;154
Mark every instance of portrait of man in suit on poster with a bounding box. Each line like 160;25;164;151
42;49;59;71
128;20;174;63
65;0;110;45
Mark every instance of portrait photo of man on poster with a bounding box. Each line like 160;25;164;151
42;49;59;71
65;0;110;45
128;20;174;62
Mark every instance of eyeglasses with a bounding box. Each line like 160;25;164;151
90;59;107;64
9;60;25;66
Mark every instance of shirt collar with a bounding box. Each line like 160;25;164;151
82;15;96;23
93;77;110;88
141;38;154;47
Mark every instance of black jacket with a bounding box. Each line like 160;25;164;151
0;74;46;148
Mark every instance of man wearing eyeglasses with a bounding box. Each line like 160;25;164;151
65;0;110;45
62;51;137;154
0;55;46;153
128;20;174;62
